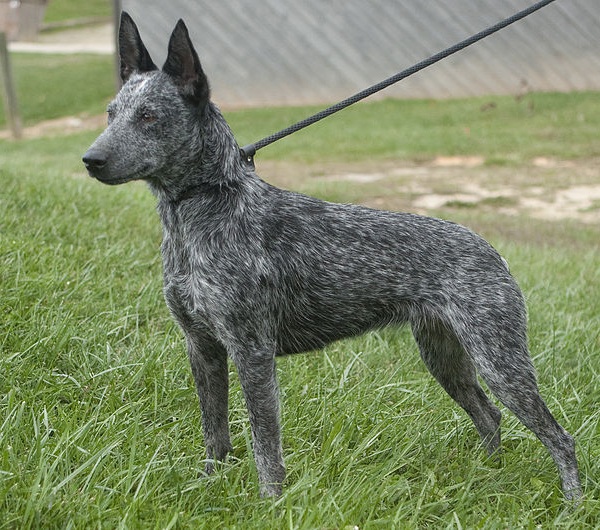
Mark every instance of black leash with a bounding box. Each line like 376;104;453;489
240;0;556;168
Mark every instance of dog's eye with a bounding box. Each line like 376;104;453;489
140;111;158;124
107;108;116;124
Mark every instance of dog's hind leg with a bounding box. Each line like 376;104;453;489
462;323;582;500
411;318;502;454
229;345;286;497
186;332;233;475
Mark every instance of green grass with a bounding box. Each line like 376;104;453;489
0;54;114;127
1;90;599;527
44;0;112;24
228;91;600;163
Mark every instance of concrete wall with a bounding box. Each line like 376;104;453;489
120;0;600;107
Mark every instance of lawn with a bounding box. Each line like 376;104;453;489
229;91;600;164
44;0;112;24
0;53;114;127
0;55;599;527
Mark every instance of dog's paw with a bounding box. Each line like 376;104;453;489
259;482;283;498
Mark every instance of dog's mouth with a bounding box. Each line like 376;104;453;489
88;170;133;186
84;165;154;186
83;164;131;185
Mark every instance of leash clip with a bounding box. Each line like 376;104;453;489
240;144;256;170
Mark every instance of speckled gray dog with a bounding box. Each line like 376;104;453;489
83;13;581;500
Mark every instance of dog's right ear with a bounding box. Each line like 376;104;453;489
118;12;157;83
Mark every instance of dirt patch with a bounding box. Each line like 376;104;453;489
262;157;600;225
518;185;600;223
0;114;107;140
431;155;485;168
9;22;114;55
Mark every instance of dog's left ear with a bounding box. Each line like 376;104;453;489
163;20;210;108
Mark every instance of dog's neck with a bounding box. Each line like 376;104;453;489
150;103;252;205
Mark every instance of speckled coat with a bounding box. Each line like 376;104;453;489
82;13;581;500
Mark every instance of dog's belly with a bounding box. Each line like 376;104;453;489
275;291;412;355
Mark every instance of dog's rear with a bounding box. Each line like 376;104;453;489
83;13;581;500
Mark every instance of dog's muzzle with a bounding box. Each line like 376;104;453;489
82;149;128;185
82;148;108;173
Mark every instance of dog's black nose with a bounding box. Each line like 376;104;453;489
82;149;107;170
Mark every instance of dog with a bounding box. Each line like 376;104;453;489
82;12;581;500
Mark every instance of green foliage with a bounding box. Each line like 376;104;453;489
0;123;598;527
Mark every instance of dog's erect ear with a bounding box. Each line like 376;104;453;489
162;19;210;107
118;12;157;83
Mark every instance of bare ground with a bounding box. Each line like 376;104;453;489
260;156;600;226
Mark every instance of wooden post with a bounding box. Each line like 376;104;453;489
0;32;22;139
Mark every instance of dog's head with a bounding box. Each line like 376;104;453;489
82;12;210;186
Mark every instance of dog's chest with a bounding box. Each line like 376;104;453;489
160;226;217;327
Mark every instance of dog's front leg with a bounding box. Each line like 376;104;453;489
230;346;285;497
185;333;233;474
